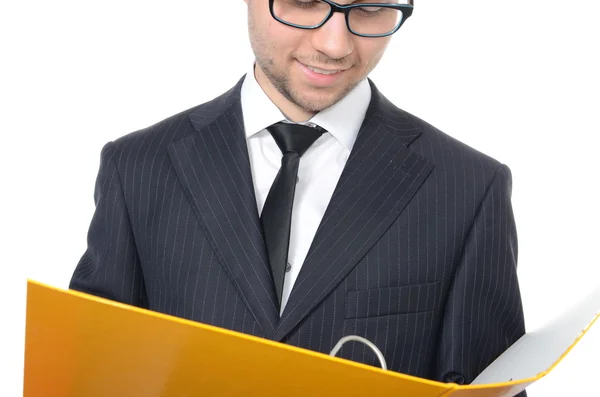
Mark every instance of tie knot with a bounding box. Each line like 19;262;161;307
267;122;326;157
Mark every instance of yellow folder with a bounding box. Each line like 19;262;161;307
23;279;599;397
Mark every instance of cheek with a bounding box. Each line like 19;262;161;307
356;41;389;72
270;30;305;61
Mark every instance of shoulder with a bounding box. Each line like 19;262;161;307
98;81;241;166
367;79;508;181
401;109;511;185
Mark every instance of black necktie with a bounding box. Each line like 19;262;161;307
260;121;325;310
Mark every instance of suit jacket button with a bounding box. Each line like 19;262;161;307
286;262;292;272
443;372;465;385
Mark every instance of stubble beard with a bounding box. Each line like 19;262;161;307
248;10;360;114
255;54;360;114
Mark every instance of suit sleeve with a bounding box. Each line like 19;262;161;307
434;164;527;396
69;142;148;308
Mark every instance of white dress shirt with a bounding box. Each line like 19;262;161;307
240;62;372;315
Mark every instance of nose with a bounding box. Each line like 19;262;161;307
311;12;354;60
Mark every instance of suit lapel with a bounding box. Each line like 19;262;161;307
167;76;279;338
275;80;435;341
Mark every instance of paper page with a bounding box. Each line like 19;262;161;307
471;286;600;385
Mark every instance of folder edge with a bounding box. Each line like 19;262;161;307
24;279;452;389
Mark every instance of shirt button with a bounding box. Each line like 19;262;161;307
286;262;292;272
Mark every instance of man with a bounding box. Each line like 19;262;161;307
70;0;527;393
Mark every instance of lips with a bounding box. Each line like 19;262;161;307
305;65;342;75
297;60;347;86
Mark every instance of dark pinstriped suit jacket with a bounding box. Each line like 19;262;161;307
69;75;527;393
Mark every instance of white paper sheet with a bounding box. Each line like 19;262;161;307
472;286;600;384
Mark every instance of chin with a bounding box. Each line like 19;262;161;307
293;91;342;112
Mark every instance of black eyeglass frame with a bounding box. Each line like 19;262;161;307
269;0;414;38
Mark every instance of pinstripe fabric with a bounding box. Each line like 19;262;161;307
70;75;526;393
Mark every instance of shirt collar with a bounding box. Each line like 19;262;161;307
240;62;371;153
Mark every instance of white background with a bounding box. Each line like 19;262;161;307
1;1;599;396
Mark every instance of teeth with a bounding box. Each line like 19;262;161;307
306;65;341;75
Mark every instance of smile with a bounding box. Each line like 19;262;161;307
297;60;347;86
303;64;343;75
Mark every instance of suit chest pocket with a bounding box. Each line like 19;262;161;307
345;281;440;319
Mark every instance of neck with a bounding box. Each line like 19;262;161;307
254;63;315;123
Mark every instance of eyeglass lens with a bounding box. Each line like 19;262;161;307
273;0;405;36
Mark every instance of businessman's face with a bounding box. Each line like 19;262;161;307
245;0;393;119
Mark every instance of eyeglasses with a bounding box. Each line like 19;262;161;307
269;0;414;38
